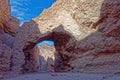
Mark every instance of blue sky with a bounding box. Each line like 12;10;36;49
10;0;56;24
10;0;56;46
37;40;54;46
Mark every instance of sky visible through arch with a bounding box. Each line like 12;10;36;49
10;0;56;46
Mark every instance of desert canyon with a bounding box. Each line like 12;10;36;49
0;0;120;80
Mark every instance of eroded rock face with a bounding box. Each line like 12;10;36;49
0;0;11;30
5;16;20;36
0;44;12;73
22;46;39;73
0;0;19;36
0;0;19;76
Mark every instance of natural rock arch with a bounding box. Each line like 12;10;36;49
12;23;73;73
21;25;73;73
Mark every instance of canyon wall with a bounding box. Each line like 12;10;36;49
0;0;19;76
0;0;120;75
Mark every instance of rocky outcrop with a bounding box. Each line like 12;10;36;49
5;16;19;36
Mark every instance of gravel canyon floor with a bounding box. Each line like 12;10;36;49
2;72;120;80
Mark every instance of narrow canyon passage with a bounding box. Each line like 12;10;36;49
22;42;56;73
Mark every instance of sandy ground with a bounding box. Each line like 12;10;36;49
2;72;120;80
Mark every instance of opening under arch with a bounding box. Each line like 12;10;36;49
37;40;54;46
20;25;73;73
37;40;55;72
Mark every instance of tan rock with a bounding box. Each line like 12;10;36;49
0;0;11;30
0;0;11;21
0;0;19;36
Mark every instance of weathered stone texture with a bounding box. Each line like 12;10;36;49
0;44;12;73
0;0;11;30
22;46;39;73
